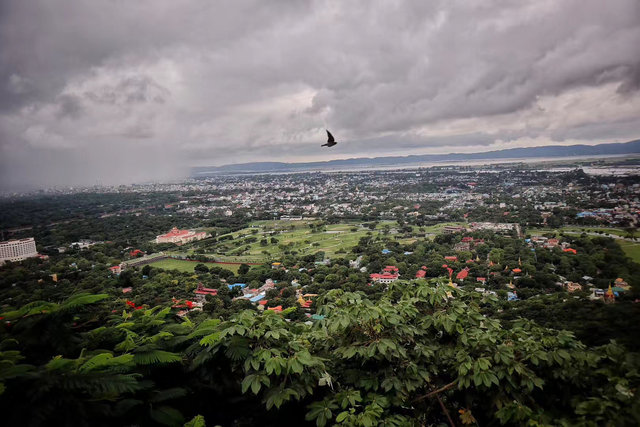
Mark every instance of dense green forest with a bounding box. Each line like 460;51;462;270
1;280;638;426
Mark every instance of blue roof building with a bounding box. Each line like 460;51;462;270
249;292;266;303
228;283;247;290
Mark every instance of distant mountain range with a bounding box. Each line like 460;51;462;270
192;139;640;175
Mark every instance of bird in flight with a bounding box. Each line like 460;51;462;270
321;129;337;147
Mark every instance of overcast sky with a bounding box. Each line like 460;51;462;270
1;0;639;190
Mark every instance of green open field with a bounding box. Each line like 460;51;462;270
530;226;639;238
175;220;467;263
148;258;243;274
618;241;640;264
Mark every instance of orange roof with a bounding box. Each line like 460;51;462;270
370;273;399;279
159;227;192;238
456;269;469;280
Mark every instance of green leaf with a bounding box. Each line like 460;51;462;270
46;356;75;371
288;358;304;374
150;405;184;426
199;332;222;347
336;411;349;423
133;350;181;365
297;350;314;366
184;415;206;427
60;293;109;311
243;374;256;393
251;376;262;394
79;352;114;372
151;387;188;403
265;357;283;375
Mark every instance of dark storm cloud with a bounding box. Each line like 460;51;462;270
83;76;170;106
1;0;639;190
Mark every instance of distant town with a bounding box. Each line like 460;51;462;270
1;157;639;426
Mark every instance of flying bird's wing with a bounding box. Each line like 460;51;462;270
326;130;335;143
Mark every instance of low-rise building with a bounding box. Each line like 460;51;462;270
443;226;466;234
155;227;208;245
370;273;399;284
564;282;582;293
194;283;218;303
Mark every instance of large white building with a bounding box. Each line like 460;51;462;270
155;227;208;245
0;238;38;264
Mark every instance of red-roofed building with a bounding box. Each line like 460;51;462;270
194;283;218;303
299;299;312;308
267;305;283;313
477;277;487;283
129;249;144;257
563;248;577;254
383;266;399;273
370;273;399;284
156;227;208;245
109;265;122;275
415;269;427;279
545;238;559;248
512;268;522;274
456;268;469;280
444;256;458;262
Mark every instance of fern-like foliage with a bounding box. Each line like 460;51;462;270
0;293;108;320
133;350;182;365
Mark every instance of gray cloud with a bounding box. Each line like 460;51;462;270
1;0;639;190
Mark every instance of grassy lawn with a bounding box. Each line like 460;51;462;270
173;220;469;263
618;241;640;264
530;226;638;238
149;258;243;274
196;220;424;261
220;224;371;259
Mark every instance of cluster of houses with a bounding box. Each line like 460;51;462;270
561;277;630;303
175;278;317;317
453;236;485;252
528;236;561;249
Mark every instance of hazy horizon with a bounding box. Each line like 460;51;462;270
2;1;640;190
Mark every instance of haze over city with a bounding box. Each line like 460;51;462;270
1;0;640;190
